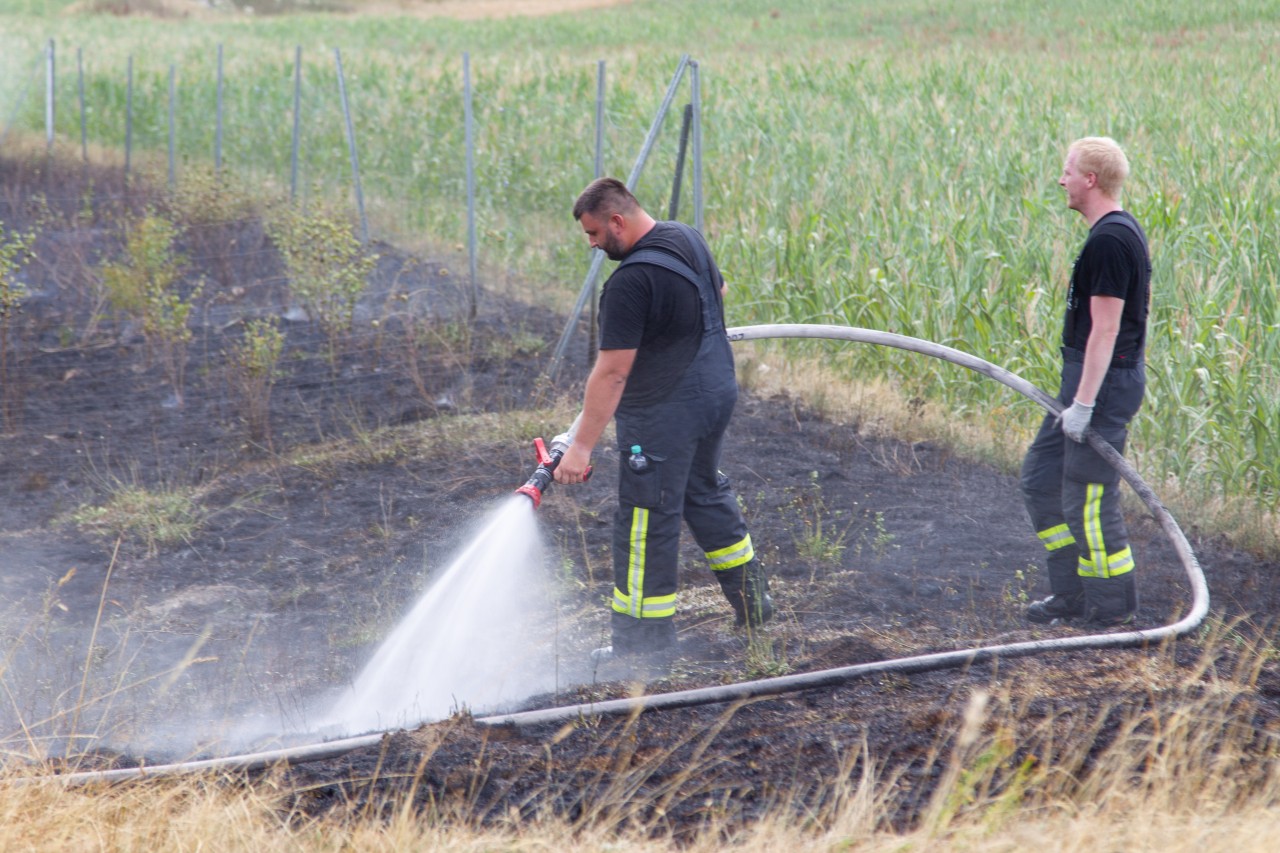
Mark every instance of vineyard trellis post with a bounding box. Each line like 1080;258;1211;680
333;47;369;245
124;55;133;181
167;63;176;189
44;39;55;156
668;102;692;221
464;52;478;320
77;47;87;163
215;44;224;174
588;59;607;358
691;60;703;233
546;53;697;382
290;46;302;203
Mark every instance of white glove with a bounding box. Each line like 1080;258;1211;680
1058;399;1095;443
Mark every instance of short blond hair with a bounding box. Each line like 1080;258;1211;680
1070;136;1130;199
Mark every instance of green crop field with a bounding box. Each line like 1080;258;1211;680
3;0;1279;545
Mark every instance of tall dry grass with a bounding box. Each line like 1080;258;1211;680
4;624;1279;851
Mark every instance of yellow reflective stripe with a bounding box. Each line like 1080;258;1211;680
1077;484;1135;579
1037;524;1075;552
611;587;631;613
1077;547;1134;579
622;507;649;618
641;593;677;618
613;509;678;618
1105;546;1134;577
706;534;754;571
611;590;676;618
1083;483;1108;577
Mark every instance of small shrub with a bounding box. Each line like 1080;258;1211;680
0;221;37;432
786;471;852;580
99;212;202;406
166;168;257;228
227;317;286;443
268;208;377;368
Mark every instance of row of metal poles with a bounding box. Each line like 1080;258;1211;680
1;41;369;236
1;40;703;345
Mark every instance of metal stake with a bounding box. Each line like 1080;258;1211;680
334;47;369;244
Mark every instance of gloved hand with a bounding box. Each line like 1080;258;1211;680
1058;399;1095;443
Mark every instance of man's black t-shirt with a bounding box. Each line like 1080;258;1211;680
1062;210;1151;361
598;222;725;407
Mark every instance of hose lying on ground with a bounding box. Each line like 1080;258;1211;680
40;323;1208;784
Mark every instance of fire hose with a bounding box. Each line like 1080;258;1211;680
39;323;1208;784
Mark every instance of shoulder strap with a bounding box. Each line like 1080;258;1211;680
1096;210;1148;251
617;221;713;287
618;248;702;286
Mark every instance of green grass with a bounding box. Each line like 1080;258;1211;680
3;0;1280;543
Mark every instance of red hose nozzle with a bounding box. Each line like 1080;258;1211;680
515;438;559;509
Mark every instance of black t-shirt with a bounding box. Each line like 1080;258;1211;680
598;221;725;407
1062;211;1151;361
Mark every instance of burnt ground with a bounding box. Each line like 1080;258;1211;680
3;155;1280;835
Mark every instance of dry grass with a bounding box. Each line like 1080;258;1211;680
737;348;1034;473
4;626;1279;851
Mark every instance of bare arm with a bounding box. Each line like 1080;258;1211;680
554;347;636;485
1075;295;1123;405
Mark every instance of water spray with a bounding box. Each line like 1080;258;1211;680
515;415;587;509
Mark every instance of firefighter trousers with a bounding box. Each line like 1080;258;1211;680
609;362;752;655
1020;350;1145;622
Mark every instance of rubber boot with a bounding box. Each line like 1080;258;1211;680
1082;573;1138;626
716;560;774;627
610;611;677;658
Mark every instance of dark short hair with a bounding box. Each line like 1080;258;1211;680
573;177;640;221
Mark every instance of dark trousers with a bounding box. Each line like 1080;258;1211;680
1020;351;1145;621
609;355;752;654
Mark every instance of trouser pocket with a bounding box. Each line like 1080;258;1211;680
619;453;664;508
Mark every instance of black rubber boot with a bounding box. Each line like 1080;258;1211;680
1025;591;1086;624
1083;574;1138;627
716;560;774;627
610;611;677;658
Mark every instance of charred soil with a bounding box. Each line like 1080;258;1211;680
2;157;1279;835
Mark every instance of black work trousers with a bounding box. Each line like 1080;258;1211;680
609;354;752;655
1020;349;1145;622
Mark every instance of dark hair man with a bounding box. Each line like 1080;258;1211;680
1022;137;1151;627
554;177;773;662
